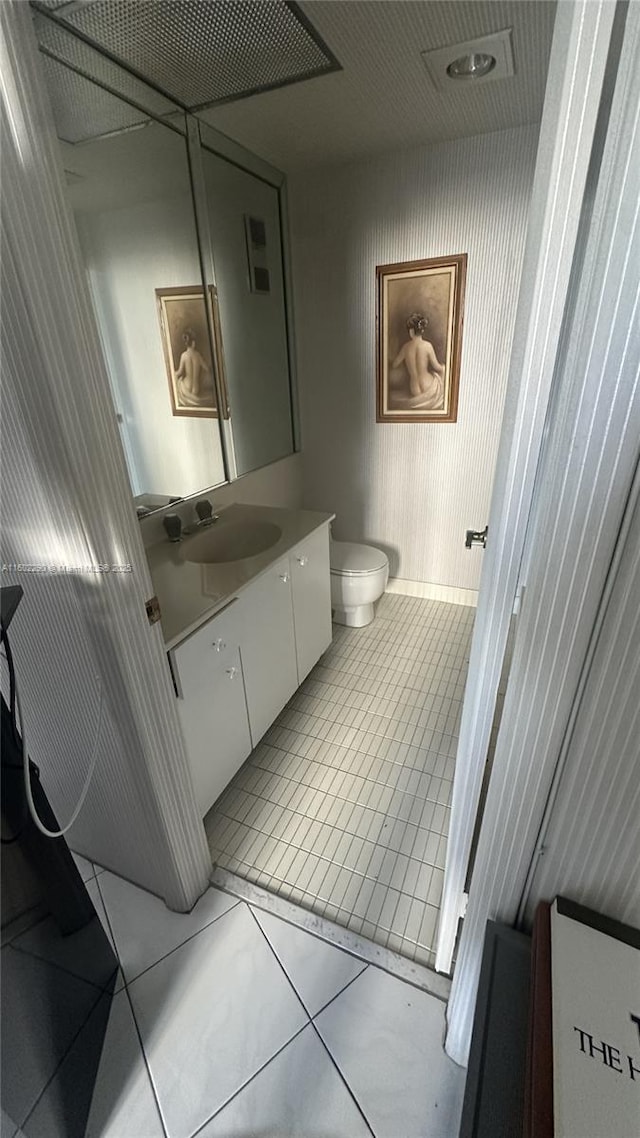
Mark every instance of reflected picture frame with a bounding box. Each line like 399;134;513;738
155;284;230;419
376;254;466;423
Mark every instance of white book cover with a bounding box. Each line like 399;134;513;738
551;899;640;1137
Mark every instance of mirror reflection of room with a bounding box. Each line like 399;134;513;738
62;117;228;510
48;49;297;517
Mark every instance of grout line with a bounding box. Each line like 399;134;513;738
8;936;117;994
123;983;171;1138
95;874;242;989
310;962;370;1019
211;803;448;882
209;787;448;901
187;1021;310;1138
263;719;458;769
212;764;453;842
121;901;261;1138
249;903;318;1019
247;908;376;1138
243;743;454;808
94;870;120;960
287;685;463;734
309;1018;377;1138
121;898;243;988
274;701;461;747
18;983;107;1134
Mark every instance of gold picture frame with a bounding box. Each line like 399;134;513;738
376;254;466;423
155;285;229;419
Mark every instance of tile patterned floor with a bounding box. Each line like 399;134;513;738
205;593;474;969
3;869;464;1137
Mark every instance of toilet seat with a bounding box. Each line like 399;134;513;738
330;541;388;576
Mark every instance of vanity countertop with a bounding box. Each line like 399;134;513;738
147;502;334;650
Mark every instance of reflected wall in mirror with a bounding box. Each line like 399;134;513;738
62;116;227;505
200;132;295;479
39;21;299;519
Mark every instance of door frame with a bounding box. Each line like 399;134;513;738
435;0;618;975
444;0;640;1065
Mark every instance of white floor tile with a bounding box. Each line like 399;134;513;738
315;967;465;1138
128;903;308;1138
71;852;95;882
197;1023;371;1137
85;991;164;1138
206;596;471;968
98;871;238;982
85;879;120;965
252;908;367;1017
1;1107;21;1138
0;946;102;1129
11;886;119;993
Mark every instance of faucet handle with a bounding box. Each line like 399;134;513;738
163;513;182;542
195;499;214;524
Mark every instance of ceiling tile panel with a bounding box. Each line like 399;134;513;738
200;0;556;170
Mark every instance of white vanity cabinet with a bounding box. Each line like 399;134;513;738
236;554;298;745
170;601;252;816
169;522;332;818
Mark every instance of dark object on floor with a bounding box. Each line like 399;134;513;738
459;921;532;1138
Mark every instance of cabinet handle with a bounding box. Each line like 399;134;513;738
225;666;238;679
279;573;290;583
212;638;225;652
296;556;308;567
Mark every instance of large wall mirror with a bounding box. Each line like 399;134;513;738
63;119;228;507
35;9;298;516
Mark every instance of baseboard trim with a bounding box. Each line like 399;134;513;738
386;577;478;607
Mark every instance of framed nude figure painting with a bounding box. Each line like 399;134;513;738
376;254;466;423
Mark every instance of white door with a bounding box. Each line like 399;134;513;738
290;526;332;683
435;0;619;974
237;556;298;744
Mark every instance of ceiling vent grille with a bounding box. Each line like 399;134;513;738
32;0;341;111
33;11;178;118
40;51;151;144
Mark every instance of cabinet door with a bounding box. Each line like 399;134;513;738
238;557;298;744
290;526;333;682
171;603;252;817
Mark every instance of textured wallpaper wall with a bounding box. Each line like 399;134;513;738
290;124;539;593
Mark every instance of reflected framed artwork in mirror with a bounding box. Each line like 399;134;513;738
376;254;466;423
156;285;230;418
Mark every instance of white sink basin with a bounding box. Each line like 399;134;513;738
182;520;282;564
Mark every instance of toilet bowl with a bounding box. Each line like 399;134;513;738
330;541;389;627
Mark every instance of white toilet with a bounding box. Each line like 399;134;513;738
330;541;389;627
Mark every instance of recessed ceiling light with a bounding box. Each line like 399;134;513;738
446;52;497;81
421;29;514;92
